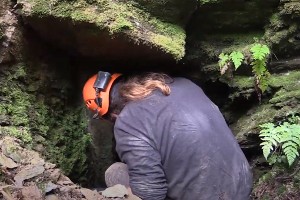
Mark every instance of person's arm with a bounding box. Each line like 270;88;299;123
114;117;168;200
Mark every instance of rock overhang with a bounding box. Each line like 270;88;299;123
18;0;198;64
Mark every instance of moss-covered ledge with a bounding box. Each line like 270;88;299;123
19;0;187;61
229;70;300;149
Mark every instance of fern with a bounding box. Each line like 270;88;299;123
250;44;271;93
250;44;270;60
230;51;244;70
259;116;300;166
218;43;271;96
218;53;230;75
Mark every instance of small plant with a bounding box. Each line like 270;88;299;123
219;51;244;74
259;116;300;166
218;43;271;96
250;44;271;93
0;126;33;144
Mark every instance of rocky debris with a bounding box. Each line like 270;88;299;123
0;136;140;200
0;153;18;169
80;188;103;200
21;184;43;200
14;165;45;187
101;184;141;200
101;184;129;198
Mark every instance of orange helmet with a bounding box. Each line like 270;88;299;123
83;72;121;117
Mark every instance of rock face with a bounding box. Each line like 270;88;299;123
0;0;22;63
17;0;197;63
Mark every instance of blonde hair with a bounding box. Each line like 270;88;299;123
119;73;172;102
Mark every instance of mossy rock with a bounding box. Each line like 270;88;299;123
192;0;278;33
280;0;300;18
252;162;300;199
127;0;197;25
229;70;300;149
263;1;300;58
185;32;264;64
185;0;300;64
0;62;92;184
19;0;190;61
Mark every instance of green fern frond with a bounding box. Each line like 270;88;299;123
282;141;298;150
259;119;300;166
218;53;230;69
229;51;244;70
259;123;275;130
262;143;273;160
283;147;298;166
252;60;267;76
250;44;270;60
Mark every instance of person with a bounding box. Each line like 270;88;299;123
82;71;253;200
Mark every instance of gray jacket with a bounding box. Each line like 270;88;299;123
114;78;253;200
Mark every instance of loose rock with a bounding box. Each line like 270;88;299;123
101;184;128;198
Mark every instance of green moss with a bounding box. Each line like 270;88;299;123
234;104;277;139
264;23;297;45
219;33;264;53
263;2;299;51
22;0;186;60
187;32;263;62
127;0;196;25
228;71;300;102
0;62;91;183
0;63;49;145
149;21;185;60
230;71;300;139
268;13;284;31
233;70;300;91
0;64;30;126
0;64;33;144
268;71;300;104
0;126;33;143
46;107;91;178
269;71;300;89
232;76;254;89
29;100;49;136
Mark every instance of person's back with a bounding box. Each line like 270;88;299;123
114;77;253;200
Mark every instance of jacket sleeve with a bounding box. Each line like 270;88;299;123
114;116;167;200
